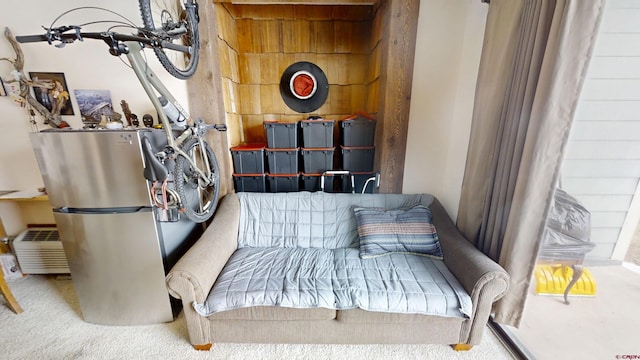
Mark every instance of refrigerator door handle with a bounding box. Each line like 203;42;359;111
54;206;150;214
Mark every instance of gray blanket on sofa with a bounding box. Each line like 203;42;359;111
193;247;472;318
193;192;472;318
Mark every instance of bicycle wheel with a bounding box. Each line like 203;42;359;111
139;0;200;79
174;138;220;223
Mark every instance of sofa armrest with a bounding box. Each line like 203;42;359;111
166;193;239;303
165;193;240;347
429;198;509;344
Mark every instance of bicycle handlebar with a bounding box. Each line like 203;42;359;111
14;34;50;43
16;29;191;55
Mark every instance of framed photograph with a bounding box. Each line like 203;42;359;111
28;72;74;115
74;89;114;126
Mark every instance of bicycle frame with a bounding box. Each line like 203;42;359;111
124;40;212;184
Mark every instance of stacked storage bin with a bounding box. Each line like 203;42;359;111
264;121;300;192
230;142;267;192
300;119;335;192
340;115;376;193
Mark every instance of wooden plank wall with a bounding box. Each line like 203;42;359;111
217;3;375;145
561;0;640;262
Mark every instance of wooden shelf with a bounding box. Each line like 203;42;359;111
0;191;49;202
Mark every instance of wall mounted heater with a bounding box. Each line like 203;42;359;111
12;228;70;274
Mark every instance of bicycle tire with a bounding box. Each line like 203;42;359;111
139;0;200;79
174;138;220;223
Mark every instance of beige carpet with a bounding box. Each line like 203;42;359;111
1;275;514;360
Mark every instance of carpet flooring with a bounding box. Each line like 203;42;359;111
0;275;515;360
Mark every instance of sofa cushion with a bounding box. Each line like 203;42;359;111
332;249;471;318
208;306;336;321
193;247;336;316
236;192;434;249
336;308;466;324
354;205;443;259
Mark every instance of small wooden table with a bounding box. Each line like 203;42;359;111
0;216;23;314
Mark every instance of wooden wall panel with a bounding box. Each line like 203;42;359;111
260;84;287;114
328;85;368;114
260;54;293;84
370;4;383;50
241;115;266;142
314;21;337;53
239;84;261;114
217;5;238;49
218;0;379;7
225;4;374;21
282;20;314;53
228;4;295;19
236;19;254;53
226;113;244;147
367;79;379;113
218;40;233;79
221;77;234;113
368;44;381;83
239;53;261;83
256;20;283;53
335;21;371;54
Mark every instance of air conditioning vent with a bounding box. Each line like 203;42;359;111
12;228;70;274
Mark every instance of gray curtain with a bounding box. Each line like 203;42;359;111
456;0;604;327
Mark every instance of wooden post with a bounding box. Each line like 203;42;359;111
187;2;233;197
374;0;419;193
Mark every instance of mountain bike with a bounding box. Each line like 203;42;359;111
16;1;225;223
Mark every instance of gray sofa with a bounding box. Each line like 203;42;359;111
166;192;509;351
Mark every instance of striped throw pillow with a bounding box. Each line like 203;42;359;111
354;205;443;259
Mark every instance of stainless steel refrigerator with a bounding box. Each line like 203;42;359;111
30;129;201;325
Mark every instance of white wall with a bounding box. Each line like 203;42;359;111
0;0;188;234
402;0;488;220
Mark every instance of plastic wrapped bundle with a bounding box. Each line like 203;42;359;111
539;188;596;261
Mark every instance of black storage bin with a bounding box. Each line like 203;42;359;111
341;146;375;172
233;173;267;192
267;173;300;192
301;119;334;148
230;143;266;174
264;121;299;148
265;148;299;174
341;172;376;193
300;173;334;192
300;173;321;192
300;147;334;174
340;117;376;147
